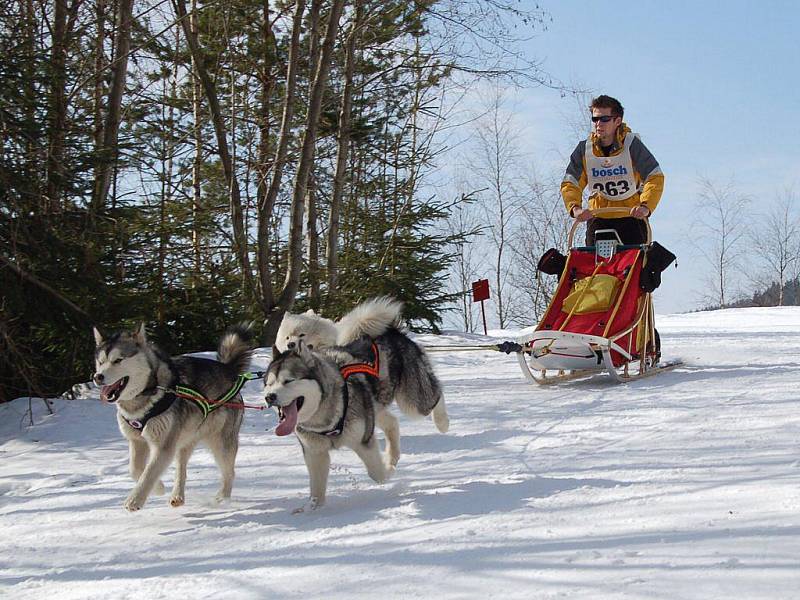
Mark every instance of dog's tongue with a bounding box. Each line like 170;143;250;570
275;401;298;436
100;381;121;403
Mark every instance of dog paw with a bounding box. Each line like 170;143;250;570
153;481;166;496
214;493;231;505
434;414;450;434
169;495;184;507
124;494;144;512
292;497;322;514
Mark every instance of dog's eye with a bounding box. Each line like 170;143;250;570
299;333;305;338
113;358;123;364
283;379;294;384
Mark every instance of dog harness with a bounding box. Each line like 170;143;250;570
300;343;380;442
125;372;265;431
123;391;176;431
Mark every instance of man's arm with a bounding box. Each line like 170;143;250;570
560;141;587;216
630;137;665;214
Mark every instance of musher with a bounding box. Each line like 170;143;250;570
561;94;664;245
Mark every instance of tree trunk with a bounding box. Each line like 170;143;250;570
45;0;69;213
306;173;320;304
174;0;253;301
279;0;346;305
326;2;360;294
190;0;202;279
263;0;346;343
91;0;134;214
257;0;306;318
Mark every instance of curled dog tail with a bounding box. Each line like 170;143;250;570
336;297;403;345
218;323;255;375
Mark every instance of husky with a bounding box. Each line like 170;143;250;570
274;296;404;353
264;327;449;510
93;323;253;511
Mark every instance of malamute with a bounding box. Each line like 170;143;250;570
264;327;449;510
93;324;252;511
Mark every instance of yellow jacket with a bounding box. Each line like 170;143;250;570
561;124;665;216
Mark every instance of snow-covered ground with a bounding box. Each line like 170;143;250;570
2;307;800;599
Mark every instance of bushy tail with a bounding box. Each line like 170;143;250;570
217;323;254;375
336;297;403;345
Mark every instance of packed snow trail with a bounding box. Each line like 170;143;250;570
2;307;799;599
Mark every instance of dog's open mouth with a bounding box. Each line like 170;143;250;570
100;377;129;403
275;397;304;436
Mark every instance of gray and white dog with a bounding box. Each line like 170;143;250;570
93;324;252;511
264;322;449;511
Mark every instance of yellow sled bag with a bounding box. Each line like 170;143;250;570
562;274;621;315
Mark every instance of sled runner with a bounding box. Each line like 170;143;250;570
517;207;681;384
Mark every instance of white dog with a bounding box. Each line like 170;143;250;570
275;297;403;352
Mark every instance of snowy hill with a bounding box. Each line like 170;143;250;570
2;307;800;599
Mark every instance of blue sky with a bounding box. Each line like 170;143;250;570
512;0;799;313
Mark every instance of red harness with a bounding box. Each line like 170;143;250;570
340;342;380;380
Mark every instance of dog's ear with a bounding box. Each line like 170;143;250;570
134;322;148;345
304;308;316;315
272;345;282;361
296;338;314;361
93;327;104;346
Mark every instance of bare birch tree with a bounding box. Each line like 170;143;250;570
509;168;571;325
748;187;800;306
464;84;525;328
692;177;750;308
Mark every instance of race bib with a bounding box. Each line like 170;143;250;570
585;133;639;201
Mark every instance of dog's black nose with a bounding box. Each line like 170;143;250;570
265;393;277;405
287;342;296;349
94;373;104;384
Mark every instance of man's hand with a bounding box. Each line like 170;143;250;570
630;205;651;219
572;207;593;222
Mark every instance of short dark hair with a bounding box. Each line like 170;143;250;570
590;95;624;118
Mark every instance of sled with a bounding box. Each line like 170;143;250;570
517;207;682;385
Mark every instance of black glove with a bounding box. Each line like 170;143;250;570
497;341;523;354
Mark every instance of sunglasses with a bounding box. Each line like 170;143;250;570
591;115;618;123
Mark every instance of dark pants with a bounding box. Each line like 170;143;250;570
585;217;647;246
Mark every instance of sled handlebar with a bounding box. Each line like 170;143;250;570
568;206;652;247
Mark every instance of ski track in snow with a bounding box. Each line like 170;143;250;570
2;307;800;599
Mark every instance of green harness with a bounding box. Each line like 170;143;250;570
170;371;264;419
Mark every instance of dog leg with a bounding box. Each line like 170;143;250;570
125;444;176;511
301;448;330;510
130;438;164;496
376;410;400;467
432;395;450;433
353;438;392;483
169;443;196;507
207;433;238;503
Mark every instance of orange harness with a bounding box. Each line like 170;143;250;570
340;342;380;380
300;343;381;442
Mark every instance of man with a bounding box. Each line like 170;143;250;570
561;95;664;245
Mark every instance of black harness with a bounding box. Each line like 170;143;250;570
122;391;176;431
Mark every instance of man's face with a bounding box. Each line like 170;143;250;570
591;107;622;145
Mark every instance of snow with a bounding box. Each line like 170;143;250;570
3;307;800;599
